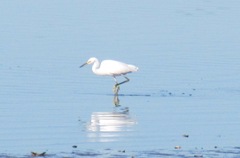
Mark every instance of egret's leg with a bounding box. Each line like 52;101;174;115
113;76;118;84
116;76;130;86
113;85;120;94
113;76;120;93
113;76;129;94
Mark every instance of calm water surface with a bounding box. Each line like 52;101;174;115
0;1;240;157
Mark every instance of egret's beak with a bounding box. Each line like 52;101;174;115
80;62;88;68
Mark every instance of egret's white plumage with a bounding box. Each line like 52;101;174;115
86;57;138;76
80;57;138;92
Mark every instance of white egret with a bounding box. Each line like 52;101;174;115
80;57;138;93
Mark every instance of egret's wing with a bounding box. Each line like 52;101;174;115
100;60;133;76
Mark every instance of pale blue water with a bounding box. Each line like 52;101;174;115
0;1;240;157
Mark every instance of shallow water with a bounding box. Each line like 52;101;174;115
1;0;240;157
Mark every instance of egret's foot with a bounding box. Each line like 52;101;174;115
113;84;120;94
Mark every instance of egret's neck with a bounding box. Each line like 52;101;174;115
92;59;100;74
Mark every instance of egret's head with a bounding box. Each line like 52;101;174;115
80;57;97;68
86;57;97;64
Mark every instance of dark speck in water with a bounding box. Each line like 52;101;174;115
183;134;189;138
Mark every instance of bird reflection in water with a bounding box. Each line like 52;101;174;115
87;107;136;142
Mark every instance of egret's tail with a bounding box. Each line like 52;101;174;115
128;64;139;72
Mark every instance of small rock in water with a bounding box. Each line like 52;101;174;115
31;151;46;157
174;146;181;149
